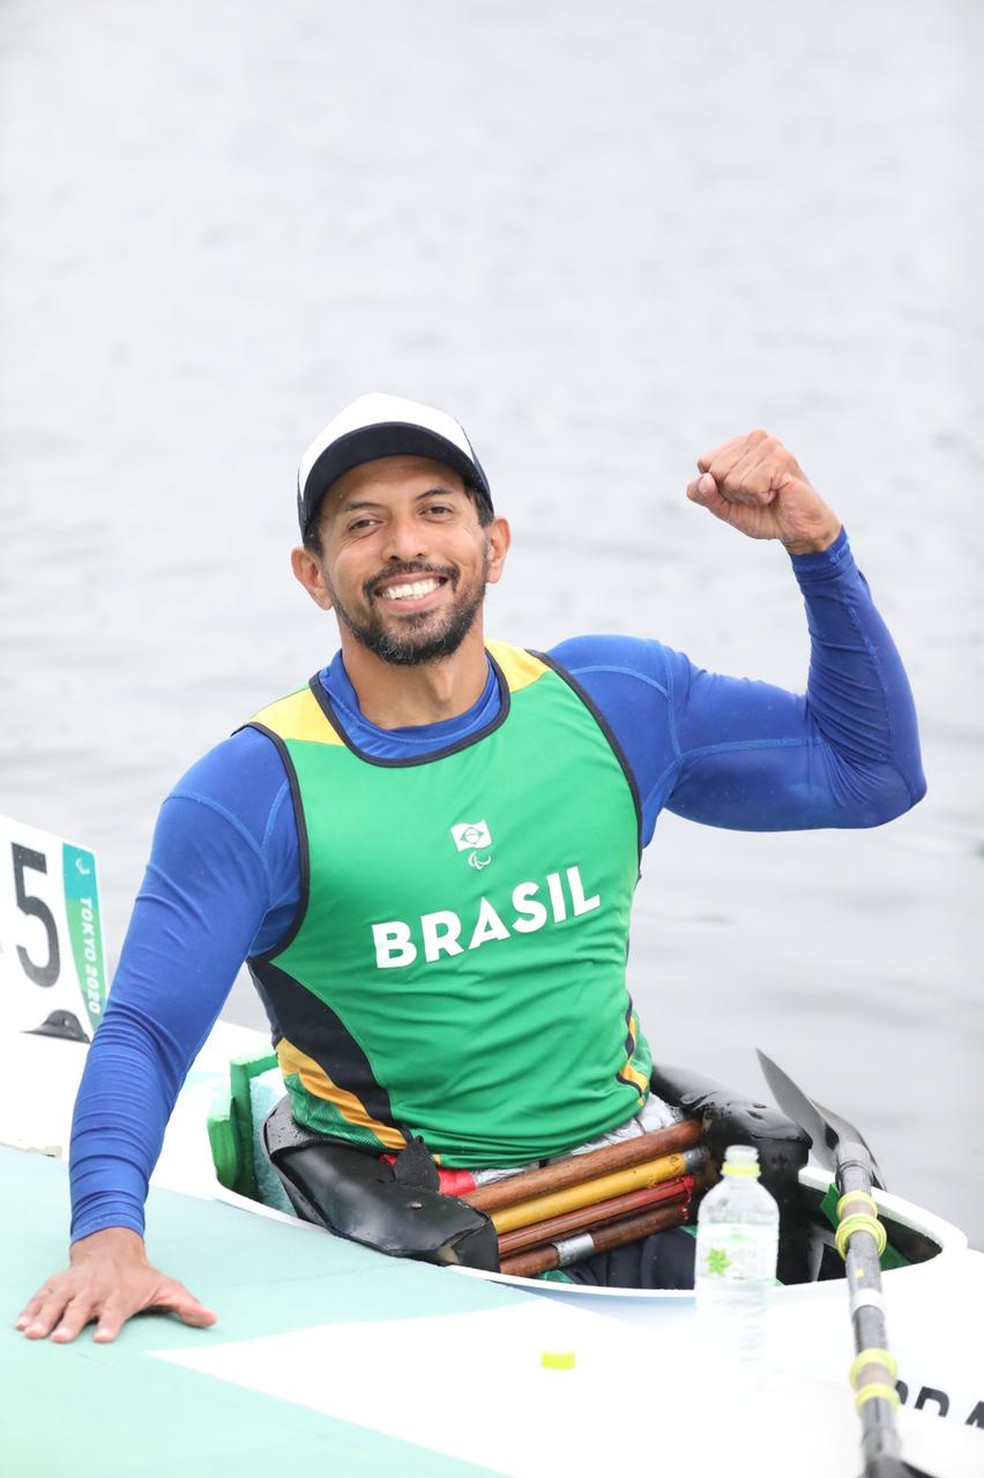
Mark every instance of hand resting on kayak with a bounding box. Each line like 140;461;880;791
15;1227;216;1343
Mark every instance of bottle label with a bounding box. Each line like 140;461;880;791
695;1221;777;1282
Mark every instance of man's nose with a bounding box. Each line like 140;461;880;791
382;514;429;563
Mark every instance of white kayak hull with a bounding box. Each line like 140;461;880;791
4;1017;982;1476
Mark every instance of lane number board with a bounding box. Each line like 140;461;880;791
0;815;108;1037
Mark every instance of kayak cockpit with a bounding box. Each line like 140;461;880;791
207;1051;960;1287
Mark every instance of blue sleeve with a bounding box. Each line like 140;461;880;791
67;676;500;1239
69;727;301;1240
550;531;926;845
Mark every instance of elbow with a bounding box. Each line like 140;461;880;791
894;750;928;816
858;762;927;826
907;766;929;809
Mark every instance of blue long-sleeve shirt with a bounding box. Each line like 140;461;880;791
69;531;925;1240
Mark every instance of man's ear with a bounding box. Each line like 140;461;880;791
290;545;335;611
485;517;511;586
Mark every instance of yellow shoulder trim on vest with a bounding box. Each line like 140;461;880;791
485;640;550;693
251;687;344;745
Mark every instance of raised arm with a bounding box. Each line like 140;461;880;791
663;531;925;830
551;436;924;839
673;430;923;826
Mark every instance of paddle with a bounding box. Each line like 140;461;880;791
756;1050;933;1478
461;1117;703;1214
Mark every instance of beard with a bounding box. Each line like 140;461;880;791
327;553;489;667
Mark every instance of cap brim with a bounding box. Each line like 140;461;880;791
300;423;492;534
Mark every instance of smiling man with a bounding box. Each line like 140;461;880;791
298;462;502;673
292;448;508;714
18;393;926;1343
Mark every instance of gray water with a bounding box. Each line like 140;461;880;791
2;1;981;1248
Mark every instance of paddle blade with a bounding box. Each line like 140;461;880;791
755;1050;886;1190
810;1093;886;1191
864;1457;936;1478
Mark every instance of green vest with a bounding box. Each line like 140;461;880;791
248;641;651;1167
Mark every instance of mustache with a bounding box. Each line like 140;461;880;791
364;560;458;599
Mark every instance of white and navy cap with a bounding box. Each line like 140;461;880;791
297;393;493;536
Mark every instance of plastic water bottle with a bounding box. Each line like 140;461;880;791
694;1144;779;1386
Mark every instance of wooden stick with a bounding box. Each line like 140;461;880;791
497;1174;698;1257
489;1148;704;1234
500;1201;690;1278
461;1117;702;1215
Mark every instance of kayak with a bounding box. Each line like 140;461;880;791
202;1034;984;1435
2;814;982;1477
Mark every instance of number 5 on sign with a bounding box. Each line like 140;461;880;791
0;815;108;1037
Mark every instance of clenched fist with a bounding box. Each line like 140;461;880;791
686;430;842;555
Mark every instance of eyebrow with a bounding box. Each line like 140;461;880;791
335;499;385;514
334;486;465;516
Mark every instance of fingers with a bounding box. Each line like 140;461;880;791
56;1295;111;1344
16;1265;217;1343
689;430;840;551
15;1293;42;1331
696;430;809;505
697;430;767;477
17;1286;92;1343
17;1282;66;1336
686;471;728;510
17;1280;120;1344
151;1280;217;1330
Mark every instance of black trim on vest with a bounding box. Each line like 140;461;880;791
532;650;644;863
249;956;415;1147
241;722;312;963
303;657;514;768
616;996;643;1091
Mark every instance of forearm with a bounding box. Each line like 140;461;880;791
69;969;238;1239
791;530;924;799
667;532;925;830
69;787;284;1239
69;997;193;1240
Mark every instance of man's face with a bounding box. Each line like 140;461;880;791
299;456;509;666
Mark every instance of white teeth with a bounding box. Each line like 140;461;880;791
380;579;441;600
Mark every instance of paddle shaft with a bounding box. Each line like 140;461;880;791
754;1052;931;1478
837;1152;910;1476
489;1147;704;1234
497;1174;698;1257
462;1117;702;1214
500;1200;690;1277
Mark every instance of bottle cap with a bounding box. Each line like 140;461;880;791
722;1144;760;1177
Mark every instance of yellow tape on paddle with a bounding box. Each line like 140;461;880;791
837;1190;879;1220
849;1348;897;1387
836;1211;887;1260
855;1384;900;1412
835;1193;886;1259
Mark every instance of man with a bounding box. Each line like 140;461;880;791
17;393;925;1343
